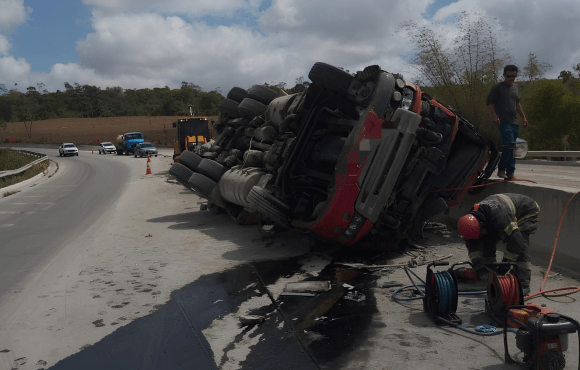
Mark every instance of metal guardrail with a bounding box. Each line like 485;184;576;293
525;151;580;160
0;149;49;179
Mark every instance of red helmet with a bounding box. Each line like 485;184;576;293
458;214;484;239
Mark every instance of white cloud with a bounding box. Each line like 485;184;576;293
67;1;432;93
2;0;579;94
0;34;11;55
0;55;31;87
430;0;580;78
0;0;32;32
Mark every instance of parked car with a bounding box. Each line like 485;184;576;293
99;142;117;154
134;142;158;158
59;143;79;157
170;62;499;248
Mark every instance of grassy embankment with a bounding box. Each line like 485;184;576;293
0;148;50;193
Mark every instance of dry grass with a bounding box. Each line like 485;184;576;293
0;160;50;189
0;115;220;146
0;148;38;170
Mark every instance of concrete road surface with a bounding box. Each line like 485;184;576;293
0;147;579;370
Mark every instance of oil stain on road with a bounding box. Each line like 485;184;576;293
48;254;379;370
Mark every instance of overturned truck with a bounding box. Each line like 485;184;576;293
169;62;499;247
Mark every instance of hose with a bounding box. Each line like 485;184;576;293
392;267;516;336
432;180;580;300
525;190;580;300
392;267;486;302
429;178;537;194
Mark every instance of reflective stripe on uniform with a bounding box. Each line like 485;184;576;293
518;201;540;224
516;261;532;271
496;194;516;217
469;251;484;260
503;250;519;261
503;222;519;235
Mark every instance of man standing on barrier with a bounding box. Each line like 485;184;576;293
486;65;528;180
456;193;540;296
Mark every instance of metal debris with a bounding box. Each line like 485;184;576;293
380;281;403;289
238;315;265;327
279;292;317;297
284;281;331;293
343;291;366;303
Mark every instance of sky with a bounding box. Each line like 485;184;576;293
0;0;578;94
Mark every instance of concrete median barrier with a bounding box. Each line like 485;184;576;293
433;180;580;277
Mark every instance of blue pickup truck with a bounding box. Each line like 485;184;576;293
116;132;145;155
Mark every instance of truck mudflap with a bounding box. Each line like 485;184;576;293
354;108;422;224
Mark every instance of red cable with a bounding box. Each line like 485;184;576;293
525;191;580;300
430;176;579;300
430;178;537;194
498;274;520;308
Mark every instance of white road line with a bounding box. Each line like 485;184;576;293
17;196;42;197
3;203;29;205
0;211;17;214
37;202;56;210
0;224;14;228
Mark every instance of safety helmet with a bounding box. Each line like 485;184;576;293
457;214;484;239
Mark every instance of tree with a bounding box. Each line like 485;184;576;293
399;11;548;146
0;84;7;95
558;70;574;82
522;53;552;81
526;79;580;150
400;11;512;121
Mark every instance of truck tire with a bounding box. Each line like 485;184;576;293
247;85;279;105
218;98;241;119
169;163;194;190
226;87;248;103
188;173;217;197
246;186;290;227
178;151;203;171
238;98;268;118
117;149;123;155
196;159;227;182
308;62;354;96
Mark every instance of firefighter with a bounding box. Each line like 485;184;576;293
456;193;540;296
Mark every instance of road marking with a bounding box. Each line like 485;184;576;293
0;224;14;228
17;195;42;197
0;211;17;214
3;203;28;205
37;202;56;210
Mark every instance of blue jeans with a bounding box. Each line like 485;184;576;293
498;123;520;175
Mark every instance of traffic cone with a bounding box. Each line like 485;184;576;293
146;161;152;175
92;150;94;154
147;155;151;162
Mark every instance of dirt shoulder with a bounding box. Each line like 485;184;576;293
0;115;219;146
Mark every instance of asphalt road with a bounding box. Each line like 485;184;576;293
0;147;579;370
0;149;130;302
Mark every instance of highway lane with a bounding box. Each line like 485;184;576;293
0;149;131;304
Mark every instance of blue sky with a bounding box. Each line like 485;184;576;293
8;0;93;73
0;0;577;93
8;0;452;74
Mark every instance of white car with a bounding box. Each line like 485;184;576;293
99;142;117;154
59;143;79;157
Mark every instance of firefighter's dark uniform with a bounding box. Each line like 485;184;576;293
465;193;540;295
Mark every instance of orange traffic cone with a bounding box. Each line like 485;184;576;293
146;161;152;175
147;155;151;162
92;150;94;154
